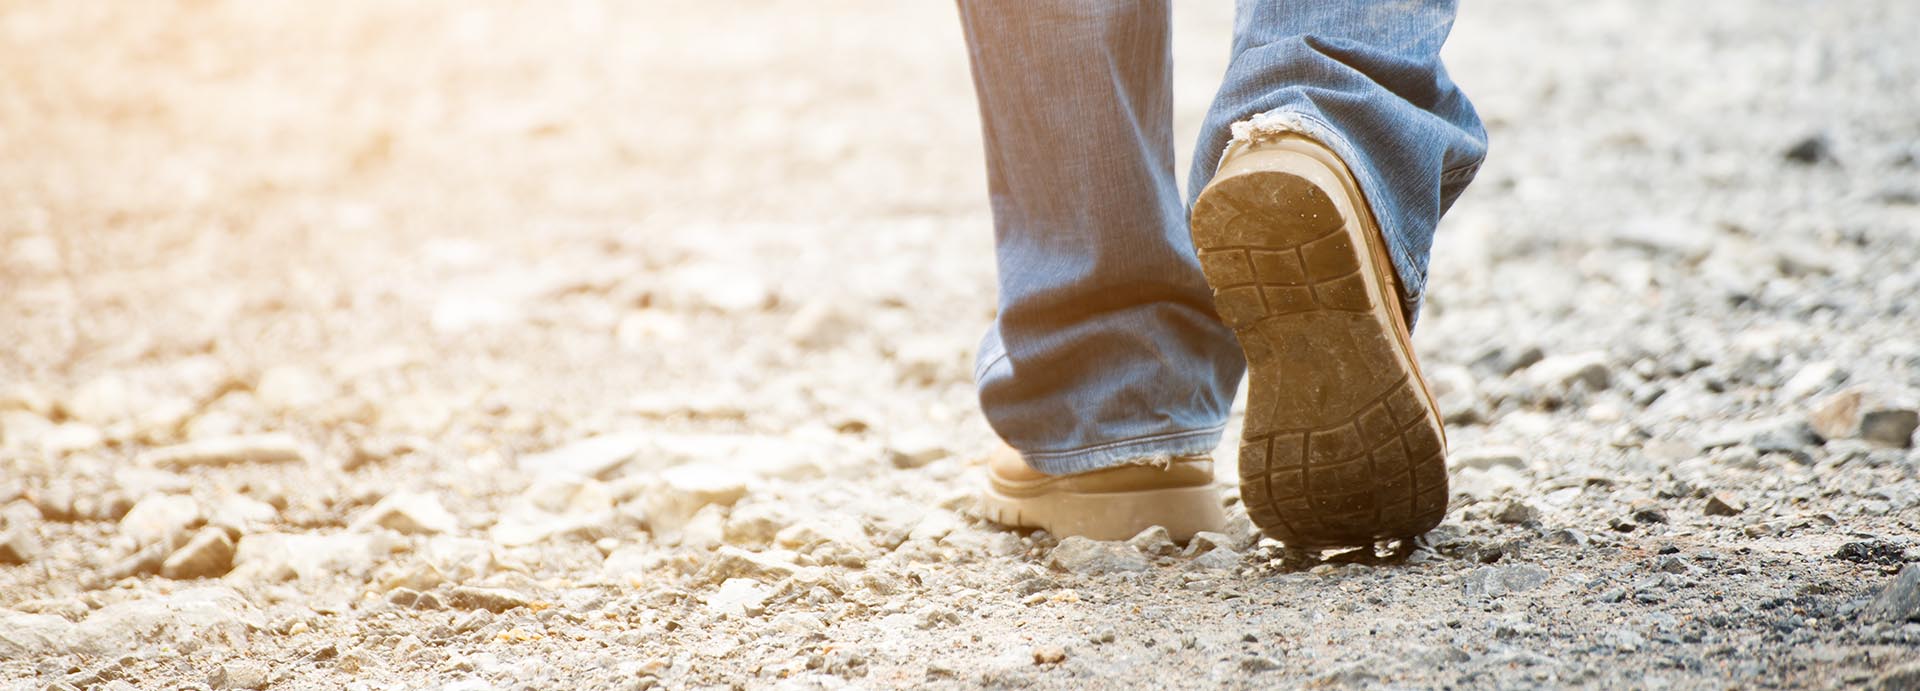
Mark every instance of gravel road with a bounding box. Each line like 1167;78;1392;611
3;1;1919;689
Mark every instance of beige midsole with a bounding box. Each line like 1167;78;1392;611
979;484;1226;543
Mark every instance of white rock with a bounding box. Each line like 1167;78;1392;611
703;546;809;582
940;528;1023;558
1613;216;1713;262
1126;526;1177;557
1048;537;1147;575
373;560;446;594
1461;564;1551;598
774;515;874;567
489;509;617;546
770;612;825;635
1184;531;1238;557
431;294;523;333
887;430;951;469
908;509;964;543
209;659;273;690
1782;361;1846;400
663;262;773;313
420;535;513;583
625;389;746;420
0;410;54;450
550;476;621;514
351;491;460;535
376;394;453;436
1452;465;1530;500
0;611;71;658
9;234;60;272
1703;415;1818;451
230;531;403;582
1223;512;1261;551
723;503;795;548
706;578;771;617
0;522;41;564
183;410;245;441
603;545;665;580
161;527;238;579
1427;365;1482;424
893;337;963;385
447;585;533;613
66;375;143;423
72;587;263;655
1523;352;1611;394
784;300;856;349
1189;547;1243;571
1450;447;1527;471
137;434;307;469
913;604;962;629
616;310;690;350
256;365;332;411
207;494;279;528
594;537;621;556
517;434;649;479
646;432;835;481
644;465;749;532
133;397;195;443
119;494;203;549
0;383;55;416
41;422;104;455
1543;486;1584;508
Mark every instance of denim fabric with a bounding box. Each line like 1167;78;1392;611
957;0;1486;474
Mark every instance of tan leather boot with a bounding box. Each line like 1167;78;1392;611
978;445;1226;542
1189;131;1450;547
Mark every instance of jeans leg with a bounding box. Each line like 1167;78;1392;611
957;0;1243;474
1187;0;1489;321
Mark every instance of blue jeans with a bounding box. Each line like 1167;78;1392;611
959;0;1487;474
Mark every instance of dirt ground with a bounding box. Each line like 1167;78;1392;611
3;1;1920;689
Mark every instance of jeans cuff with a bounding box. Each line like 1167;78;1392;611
1019;424;1228;475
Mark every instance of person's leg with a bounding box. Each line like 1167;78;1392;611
1189;0;1488;321
956;1;1243;475
1185;1;1486;546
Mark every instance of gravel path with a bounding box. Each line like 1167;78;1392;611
3;1;1918;689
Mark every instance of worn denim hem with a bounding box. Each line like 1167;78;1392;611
1019;424;1227;475
1234;109;1428;314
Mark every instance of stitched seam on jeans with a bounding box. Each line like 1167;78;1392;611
973;346;1008;384
1021;423;1228;461
1440;163;1482;183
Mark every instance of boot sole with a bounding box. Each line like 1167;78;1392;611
1190;140;1449;548
981;471;1226;543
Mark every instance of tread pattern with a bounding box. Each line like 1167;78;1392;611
1192;171;1448;547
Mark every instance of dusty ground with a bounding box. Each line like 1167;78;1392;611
4;1;1920;689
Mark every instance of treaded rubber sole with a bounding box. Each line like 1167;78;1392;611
1191;158;1448;548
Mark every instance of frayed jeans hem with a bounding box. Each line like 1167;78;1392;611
1018;424;1227;475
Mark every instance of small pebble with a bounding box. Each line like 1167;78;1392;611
160;526;238;579
447;585;533;613
207;660;272;690
1495;501;1539;525
1631;505;1669;524
1704;493;1745;517
1031;645;1067;665
1782;133;1832;165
